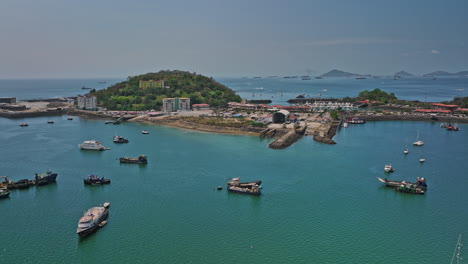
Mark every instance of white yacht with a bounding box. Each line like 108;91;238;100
78;140;107;150
77;206;108;237
384;164;395;173
413;129;424;146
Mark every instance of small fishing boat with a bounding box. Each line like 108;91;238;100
105;121;114;124
103;202;110;209
119;155;147;164
384;164;395;173
419;158;426;163
67;117;73;120
395;182;426;194
343;122;349;128
113;136;129;143
377;177;427;194
403;148;409;154
19;123;29;127
0;189;10;199
83;175;111;185
141;130;149;134
47;120;55;124
34;171;58;186
227;178;262;195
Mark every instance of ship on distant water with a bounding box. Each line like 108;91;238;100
81;86;92;90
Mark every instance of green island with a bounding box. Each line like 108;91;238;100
91;70;241;111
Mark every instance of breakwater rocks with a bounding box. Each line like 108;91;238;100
353;114;468;124
312;122;339;144
268;126;307;149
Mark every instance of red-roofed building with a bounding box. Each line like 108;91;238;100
192;104;210;111
455;108;468;113
431;103;458;111
415;109;451;113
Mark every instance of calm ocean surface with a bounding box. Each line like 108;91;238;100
0;78;467;263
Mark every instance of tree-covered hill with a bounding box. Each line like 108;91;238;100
92;70;241;110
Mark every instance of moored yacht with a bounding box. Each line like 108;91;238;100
77;205;109;237
384;164;395;173
413;129;424;146
113;136;129;143
78;140;107;150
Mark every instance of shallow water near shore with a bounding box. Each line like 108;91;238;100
0;116;467;263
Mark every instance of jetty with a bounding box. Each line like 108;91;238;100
269;126;306;149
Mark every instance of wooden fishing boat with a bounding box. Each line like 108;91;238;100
84;175;111;185
119;155;147;164
377;177;427;194
227;178;262;195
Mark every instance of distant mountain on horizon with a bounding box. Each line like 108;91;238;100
320;69;364;77
394;70;414;77
423;70;468;77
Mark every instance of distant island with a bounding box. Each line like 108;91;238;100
423;70;468;77
92;70;241;111
394;70;414;77
320;69;363;78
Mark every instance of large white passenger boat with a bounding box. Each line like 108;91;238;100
78;140;106;150
77;205;108;237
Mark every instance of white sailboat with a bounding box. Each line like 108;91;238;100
403;145;409;154
413;129;424;146
450;233;463;264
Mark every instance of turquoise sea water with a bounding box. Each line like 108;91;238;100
0;116;467;263
1;78;467;263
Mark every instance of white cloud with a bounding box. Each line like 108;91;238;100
300;38;402;46
431;49;440;54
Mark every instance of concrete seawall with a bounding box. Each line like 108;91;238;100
268;126;306;149
353;114;468;123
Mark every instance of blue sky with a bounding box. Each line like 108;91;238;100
0;0;467;78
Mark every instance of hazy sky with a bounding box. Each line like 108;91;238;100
0;0;467;78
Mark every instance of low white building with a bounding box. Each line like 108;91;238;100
163;97;191;112
77;95;97;110
192;104;210;111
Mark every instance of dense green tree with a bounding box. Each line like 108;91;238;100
93;70;241;110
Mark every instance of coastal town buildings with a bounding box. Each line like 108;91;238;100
139;80;165;89
192;104;210;111
77;95;97;110
0;97;16;104
162;97;191;112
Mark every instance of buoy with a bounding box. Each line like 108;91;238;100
217;186;223;190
